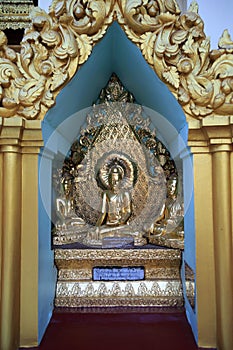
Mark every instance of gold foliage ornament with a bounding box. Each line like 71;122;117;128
0;0;233;120
0;1;115;119
117;0;233;119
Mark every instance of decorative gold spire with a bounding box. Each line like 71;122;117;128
218;29;233;50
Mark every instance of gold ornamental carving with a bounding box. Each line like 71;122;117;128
54;248;185;308
0;0;232;121
55;280;184;308
117;1;233;119
52;76;183;249
55;248;182;264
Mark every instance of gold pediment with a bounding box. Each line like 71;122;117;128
0;0;232;121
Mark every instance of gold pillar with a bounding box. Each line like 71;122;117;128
211;144;233;350
189;122;216;347
20;120;43;347
231;149;233;251
0;142;2;327
189;116;233;350
0;118;22;350
0;117;43;350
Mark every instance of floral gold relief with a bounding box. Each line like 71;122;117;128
0;0;232;121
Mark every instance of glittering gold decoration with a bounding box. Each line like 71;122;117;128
0;1;115;119
58;268;92;281
117;1;233;119
52;93;184;247
52;75;183;248
55;248;182;266
55;281;184;307
0;0;34;30
0;0;232;120
185;262;195;310
145;267;180;280
54;248;184;308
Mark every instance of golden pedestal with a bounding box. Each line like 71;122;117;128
54;248;185;308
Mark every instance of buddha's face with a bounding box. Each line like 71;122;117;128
167;178;177;197
109;172;121;192
63;180;71;197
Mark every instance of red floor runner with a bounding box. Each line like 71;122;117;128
21;308;202;350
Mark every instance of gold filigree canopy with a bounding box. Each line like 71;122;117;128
0;0;232;120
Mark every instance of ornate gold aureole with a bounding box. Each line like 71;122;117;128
0;0;232;121
52;76;182;249
55;248;184;307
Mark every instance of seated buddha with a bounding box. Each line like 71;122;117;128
92;161;146;246
151;174;184;246
55;173;85;232
96;164;131;228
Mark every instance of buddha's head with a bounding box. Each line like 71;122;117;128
108;165;124;192
167;174;178;198
62;173;73;197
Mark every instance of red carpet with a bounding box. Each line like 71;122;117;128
20;307;212;350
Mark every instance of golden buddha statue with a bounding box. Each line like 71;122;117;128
149;174;184;249
93;159;146;246
96;164;131;228
52;85;182;249
55;173;85;232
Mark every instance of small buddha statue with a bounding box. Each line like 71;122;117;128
151;174;184;247
55;174;85;232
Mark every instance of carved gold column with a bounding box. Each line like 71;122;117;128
0;117;22;350
210;132;233;349
0;117;43;350
20;120;43;347
231;144;233;250
188;121;216;348
189;116;233;350
0;132;2;330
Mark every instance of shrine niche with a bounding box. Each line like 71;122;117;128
52;74;184;250
0;0;232;349
52;74;185;308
